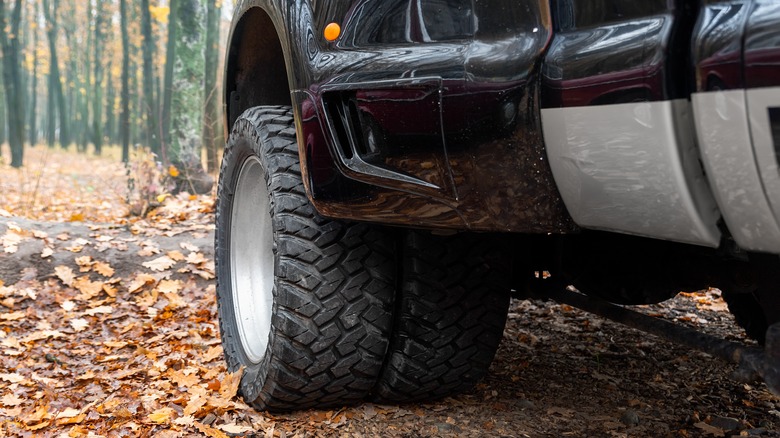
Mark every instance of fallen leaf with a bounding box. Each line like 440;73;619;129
2;393;24;406
1;231;22;254
55;266;75;287
55;407;82;419
167;250;186;261
219;367;244;400
167;368;200;387
0;372;26;383
127;273;157;293
85;305;113;316
147;407;174;424
180;241;199;252
93;261;115;278
61;301;76;312
0;311;25;321
157;279;182;295
75;256;93;272
216;423;254;434
203;345;223;363
73;277;105;300
22;404;49;425
41;247;54;258
173;415;196;426
194;422;230;438
70;318;89;332
143;256;176;272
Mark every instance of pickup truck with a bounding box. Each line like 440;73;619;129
214;0;780;410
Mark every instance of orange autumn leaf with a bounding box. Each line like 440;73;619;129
147;407;174;424
93;261;115;278
219;367;244;400
194;422;230;438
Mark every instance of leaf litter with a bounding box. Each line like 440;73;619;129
0;147;777;436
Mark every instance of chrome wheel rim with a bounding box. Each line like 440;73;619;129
230;155;274;364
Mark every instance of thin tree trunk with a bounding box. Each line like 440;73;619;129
91;0;105;155
120;0;130;162
46;69;55;147
42;0;70;149
203;0;221;173
141;0;160;156
161;0;178;160
0;0;26;167
105;64;115;145
0;63;5;154
29;2;38;147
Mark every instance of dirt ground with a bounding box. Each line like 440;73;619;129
0;147;778;437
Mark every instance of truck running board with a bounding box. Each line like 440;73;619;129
522;283;780;397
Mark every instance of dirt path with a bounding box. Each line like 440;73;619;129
1;211;778;437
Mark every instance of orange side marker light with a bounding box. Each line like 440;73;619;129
324;22;341;42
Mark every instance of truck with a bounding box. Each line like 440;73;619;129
214;0;780;410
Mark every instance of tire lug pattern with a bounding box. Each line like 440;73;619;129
216;106;396;411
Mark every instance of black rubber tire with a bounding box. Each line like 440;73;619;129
216;106;396;411
722;257;780;345
373;231;511;403
723;291;769;344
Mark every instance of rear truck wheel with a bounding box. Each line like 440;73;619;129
373;231;511;403
215;106;396;411
722;256;780;345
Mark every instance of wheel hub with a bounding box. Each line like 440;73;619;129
230;155;275;364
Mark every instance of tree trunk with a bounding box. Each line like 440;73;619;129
161;0;178;160
166;0;213;194
140;0;160;157
46;68;55;147
0;64;5;154
29;2;38;147
0;0;26;168
120;0;131;162
42;0;70;149
203;0;221;173
92;0;106;155
105;63;116;145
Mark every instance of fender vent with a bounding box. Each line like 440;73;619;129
323;92;358;160
770;107;780;169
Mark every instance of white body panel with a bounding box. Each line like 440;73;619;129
542;100;721;247
693;89;780;253
746;87;780;228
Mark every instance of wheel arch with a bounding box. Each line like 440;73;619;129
224;6;292;135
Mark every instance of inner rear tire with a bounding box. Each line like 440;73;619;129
373;231;511;403
216;106;396;411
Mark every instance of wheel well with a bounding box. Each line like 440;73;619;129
225;8;292;132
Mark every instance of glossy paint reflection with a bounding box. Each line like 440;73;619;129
744;2;780;89
543;0;693;108
289;0;576;232
692;1;749;91
338;0;474;46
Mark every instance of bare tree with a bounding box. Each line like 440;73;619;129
0;0;26;167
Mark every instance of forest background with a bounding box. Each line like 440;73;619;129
0;0;230;192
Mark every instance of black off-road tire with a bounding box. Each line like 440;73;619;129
723;292;769;344
373;231;511;403
722;256;780;345
216;106;396;411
